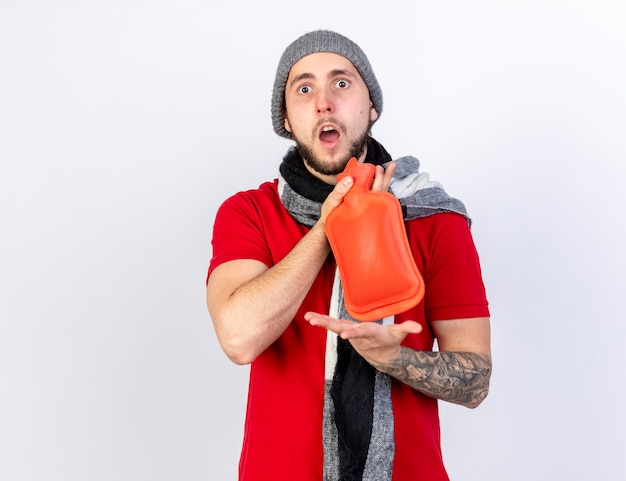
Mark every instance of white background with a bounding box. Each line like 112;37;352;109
1;1;625;480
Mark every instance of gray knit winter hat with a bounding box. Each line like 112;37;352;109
271;30;383;139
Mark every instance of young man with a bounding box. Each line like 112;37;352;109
206;30;491;481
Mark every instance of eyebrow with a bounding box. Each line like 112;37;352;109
288;69;358;89
329;69;356;79
288;72;315;89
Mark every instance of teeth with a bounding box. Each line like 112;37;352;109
322;126;335;132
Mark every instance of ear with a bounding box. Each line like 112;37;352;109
284;117;292;133
370;102;378;122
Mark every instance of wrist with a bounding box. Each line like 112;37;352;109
369;345;404;373
309;222;331;251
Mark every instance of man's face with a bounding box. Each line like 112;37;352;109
283;52;378;182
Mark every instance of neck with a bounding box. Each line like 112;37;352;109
304;165;338;185
278;137;392;204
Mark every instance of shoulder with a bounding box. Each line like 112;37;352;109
405;212;472;244
405;213;489;320
215;180;280;220
209;180;281;278
212;180;279;232
220;180;279;209
405;212;483;281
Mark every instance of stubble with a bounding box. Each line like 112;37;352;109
294;122;372;176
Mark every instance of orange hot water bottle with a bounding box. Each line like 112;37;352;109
325;158;425;321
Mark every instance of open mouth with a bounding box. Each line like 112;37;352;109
318;125;341;147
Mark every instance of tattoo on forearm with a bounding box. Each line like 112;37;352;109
380;348;492;408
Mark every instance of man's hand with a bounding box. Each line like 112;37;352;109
319;175;354;224
319;161;397;225
305;312;492;408
371;161;396;192
303;311;422;369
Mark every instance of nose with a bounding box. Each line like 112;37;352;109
316;89;335;114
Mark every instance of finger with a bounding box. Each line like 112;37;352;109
320;176;354;222
370;165;386;192
304;312;354;332
338;323;376;340
382;161;396;191
371;162;396;192
389;320;423;335
333;175;354;198
303;311;330;326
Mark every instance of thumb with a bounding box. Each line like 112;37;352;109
390;320;423;335
334;175;354;195
320;176;353;222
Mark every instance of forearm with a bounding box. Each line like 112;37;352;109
377;347;492;408
209;222;331;364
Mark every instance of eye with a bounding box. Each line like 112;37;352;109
298;85;311;94
335;79;350;89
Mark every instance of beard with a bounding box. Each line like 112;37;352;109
294;122;372;176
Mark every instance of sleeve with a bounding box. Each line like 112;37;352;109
409;213;490;321
207;192;273;279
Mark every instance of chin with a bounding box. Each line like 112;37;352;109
295;137;357;176
303;154;349;177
